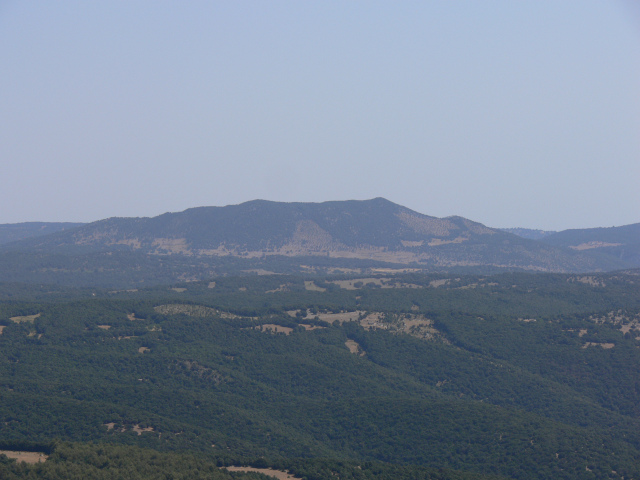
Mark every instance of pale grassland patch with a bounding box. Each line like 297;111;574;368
224;466;302;480
127;313;143;321
518;318;537;323
429;279;450;288
10;313;40;323
428;236;467;246
582;342;615;349
170;288;187;293
589;311;640;335
370;267;422;274
97;325;111;330
0;451;48;464
243;269;277;275
345;339;365;356
304;281;326;292
208;281;216;288
138;347;150;354
0;326;5;335
132;424;154;435
331;278;388;290
400;240;424;247
570;242;622;251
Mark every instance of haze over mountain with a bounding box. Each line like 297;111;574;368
1;199;632;280
0;222;84;246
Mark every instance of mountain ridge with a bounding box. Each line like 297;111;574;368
1;198;626;273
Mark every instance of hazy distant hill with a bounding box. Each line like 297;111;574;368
1;198;624;275
501;227;557;240
540;223;640;269
0;222;84;245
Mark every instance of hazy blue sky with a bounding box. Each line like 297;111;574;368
1;1;639;230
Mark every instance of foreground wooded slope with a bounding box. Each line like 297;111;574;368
0;271;639;479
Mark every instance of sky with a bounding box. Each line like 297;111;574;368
1;1;639;230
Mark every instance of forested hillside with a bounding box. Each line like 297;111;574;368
0;271;639;479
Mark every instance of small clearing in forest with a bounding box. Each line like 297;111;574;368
0;451;48;464
345;339;365;356
132;424;154;435
97;325;111;330
224;466;302;480
0;326;5;335
138;347;150;353
10;313;40;323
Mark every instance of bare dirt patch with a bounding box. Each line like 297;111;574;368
138;347;150;354
10;313;41;323
345;339;365;356
208;281;216;288
97;325;111;330
224;466;302;480
0;451;48;464
429;279;450;288
127;313;144;321
170;288;187;293
0;326;5;335
132;424;154;435
256;324;293;335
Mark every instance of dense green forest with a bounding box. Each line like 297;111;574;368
0;271;639;479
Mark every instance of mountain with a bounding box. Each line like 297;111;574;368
540;223;640;269
0;222;84;245
500;227;557;240
1;199;624;275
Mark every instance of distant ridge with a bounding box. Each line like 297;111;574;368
501;228;557;240
0;222;84;245
1;198;625;273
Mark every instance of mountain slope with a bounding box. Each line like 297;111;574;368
1;199;623;273
0;222;84;245
540;223;640;268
